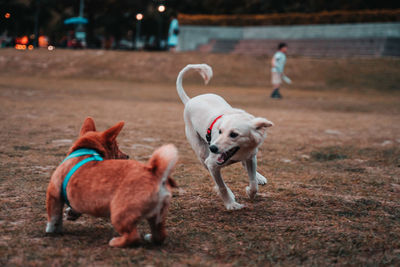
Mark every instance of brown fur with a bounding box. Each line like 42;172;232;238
45;117;178;248
68;117;128;160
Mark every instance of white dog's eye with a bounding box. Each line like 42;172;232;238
229;132;239;138
219;129;222;134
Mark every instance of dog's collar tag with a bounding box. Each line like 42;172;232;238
60;148;103;207
206;115;223;145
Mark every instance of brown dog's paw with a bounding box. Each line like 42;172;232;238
45;221;63;234
109;237;126;248
143;233;152;242
64;207;82;221
109;235;141;248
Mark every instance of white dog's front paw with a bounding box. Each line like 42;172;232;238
256;173;267;185
246;186;257;200
225;202;245;210
144;233;152;242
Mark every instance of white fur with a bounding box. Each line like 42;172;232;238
45;215;62;233
177;64;273;210
144;233;152;242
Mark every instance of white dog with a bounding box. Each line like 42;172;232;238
176;64;273;210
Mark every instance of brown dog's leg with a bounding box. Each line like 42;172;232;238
109;227;141;248
147;216;167;245
45;183;64;233
110;209;142;247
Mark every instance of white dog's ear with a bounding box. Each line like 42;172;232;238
251;118;273;143
253;117;273;131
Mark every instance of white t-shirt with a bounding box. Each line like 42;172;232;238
271;51;286;73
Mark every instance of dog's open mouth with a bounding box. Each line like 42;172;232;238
216;146;240;165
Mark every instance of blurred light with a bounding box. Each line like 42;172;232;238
48;45;54;51
5;13;10;19
28;45;34;50
15;44;26;50
158;5;165;13
136;13;143;20
17;36;29;45
39;35;49;47
30;34;35;39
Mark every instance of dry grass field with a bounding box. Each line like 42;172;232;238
0;49;399;266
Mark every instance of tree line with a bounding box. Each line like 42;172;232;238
1;0;398;47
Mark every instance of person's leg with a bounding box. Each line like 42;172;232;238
271;72;282;98
274;86;282;98
271;86;280;98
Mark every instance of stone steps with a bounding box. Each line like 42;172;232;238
196;38;400;57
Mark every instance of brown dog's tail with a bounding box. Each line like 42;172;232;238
148;144;178;186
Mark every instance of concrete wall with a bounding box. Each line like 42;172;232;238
178;26;242;51
178;23;400;51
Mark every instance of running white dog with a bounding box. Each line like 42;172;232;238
176;64;273;210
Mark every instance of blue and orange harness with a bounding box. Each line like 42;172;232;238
60;148;103;206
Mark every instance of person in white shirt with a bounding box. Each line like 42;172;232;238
270;43;288;99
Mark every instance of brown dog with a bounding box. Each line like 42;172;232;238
46;117;178;247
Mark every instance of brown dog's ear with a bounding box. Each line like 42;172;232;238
103;121;124;142
80;117;97;136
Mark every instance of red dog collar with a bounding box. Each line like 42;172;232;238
206;115;223;144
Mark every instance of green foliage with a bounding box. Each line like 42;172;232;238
179;9;400;26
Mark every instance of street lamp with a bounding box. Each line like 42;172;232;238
76;0;86;47
136;13;143;21
135;13;143;49
34;0;41;47
157;5;166;49
157;5;165;13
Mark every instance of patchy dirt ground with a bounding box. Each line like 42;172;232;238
0;50;399;266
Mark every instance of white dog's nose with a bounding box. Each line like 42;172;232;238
209;145;218;154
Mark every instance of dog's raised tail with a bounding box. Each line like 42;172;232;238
148;144;178;185
176;64;213;105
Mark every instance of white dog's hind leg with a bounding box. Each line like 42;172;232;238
206;160;244;210
242;156;258;200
